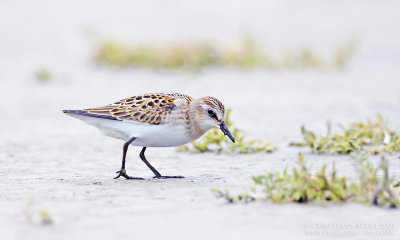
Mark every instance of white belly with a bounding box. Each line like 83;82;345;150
128;123;193;147
68;114;195;147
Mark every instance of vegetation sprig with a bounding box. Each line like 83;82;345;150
292;115;400;154
213;149;400;208
177;108;276;153
94;35;357;70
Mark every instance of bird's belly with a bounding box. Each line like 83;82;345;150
67;114;195;147
129;124;193;147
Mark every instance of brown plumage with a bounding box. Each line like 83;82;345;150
80;93;194;125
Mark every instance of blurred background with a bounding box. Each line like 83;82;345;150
1;0;399;143
1;0;400;239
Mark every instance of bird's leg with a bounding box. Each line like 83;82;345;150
139;147;184;179
114;137;145;180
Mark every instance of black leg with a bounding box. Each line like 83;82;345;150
114;137;145;180
139;147;184;179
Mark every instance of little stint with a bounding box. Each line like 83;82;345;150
63;93;234;179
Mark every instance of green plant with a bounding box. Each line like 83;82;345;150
36;67;52;82
332;38;359;69
25;198;53;225
177;108;276;153
213;150;400;208
292;115;400;154
94;35;357;70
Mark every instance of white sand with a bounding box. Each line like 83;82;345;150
1;1;400;239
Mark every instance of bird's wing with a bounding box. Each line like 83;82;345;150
64;93;193;125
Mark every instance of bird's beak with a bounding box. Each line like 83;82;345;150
219;121;235;143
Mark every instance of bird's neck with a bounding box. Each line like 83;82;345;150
187;100;208;140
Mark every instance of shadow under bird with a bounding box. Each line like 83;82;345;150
63;92;235;180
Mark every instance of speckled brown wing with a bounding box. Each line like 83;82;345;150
78;93;193;125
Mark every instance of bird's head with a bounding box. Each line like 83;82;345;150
192;96;235;142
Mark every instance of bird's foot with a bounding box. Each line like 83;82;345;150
153;175;185;179
114;169;145;180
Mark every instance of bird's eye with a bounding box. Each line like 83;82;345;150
208;109;215;116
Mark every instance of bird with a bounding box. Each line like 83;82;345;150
63;92;235;180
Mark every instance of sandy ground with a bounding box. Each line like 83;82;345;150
1;1;400;239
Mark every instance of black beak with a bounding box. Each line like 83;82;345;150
219;121;235;143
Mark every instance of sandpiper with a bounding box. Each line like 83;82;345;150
63;93;235;180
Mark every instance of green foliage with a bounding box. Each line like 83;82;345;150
214;151;400;208
177;108;276;153
292;115;400;154
332;38;359;69
94;35;357;70
25;198;53;225
36;67;52;82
